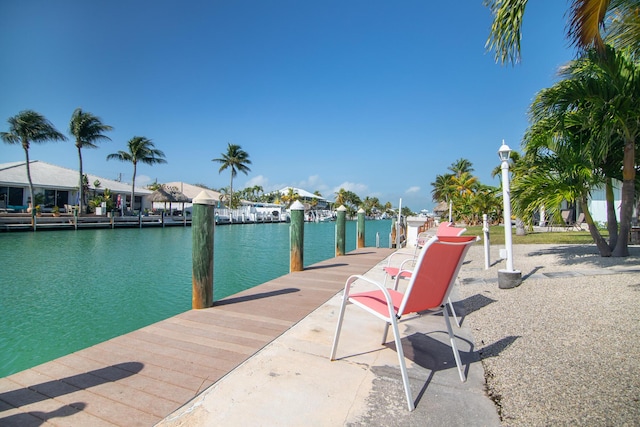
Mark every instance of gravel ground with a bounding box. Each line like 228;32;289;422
455;243;640;426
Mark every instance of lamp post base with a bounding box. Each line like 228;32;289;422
498;269;522;289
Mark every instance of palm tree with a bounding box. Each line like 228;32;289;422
212;143;251;209
485;0;640;65
530;46;640;256
280;188;299;207
69;108;113;215
517;118;613;255
430;174;455;203
334;188;347;206
1;110;66;210
448;158;474;177
106;136;166;214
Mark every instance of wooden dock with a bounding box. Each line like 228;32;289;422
0;213;191;231
0;248;394;426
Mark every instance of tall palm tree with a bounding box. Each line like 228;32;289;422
447;158;474;177
107;136;166;214
69;108;113;215
485;0;640;65
1;110;66;210
212;143;251;209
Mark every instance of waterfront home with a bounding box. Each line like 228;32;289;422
0;160;152;213
278;186;329;209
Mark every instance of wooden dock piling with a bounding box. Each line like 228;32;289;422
191;191;215;309
335;205;346;256
289;201;304;272
357;208;365;248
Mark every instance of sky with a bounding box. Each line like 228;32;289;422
0;0;575;212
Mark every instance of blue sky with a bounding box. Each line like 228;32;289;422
0;0;573;212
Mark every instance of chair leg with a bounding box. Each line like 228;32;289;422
381;322;390;344
447;296;461;327
443;305;466;382
389;317;415;411
330;292;350;360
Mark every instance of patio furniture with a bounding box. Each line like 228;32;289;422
330;235;478;411
382;222;467;327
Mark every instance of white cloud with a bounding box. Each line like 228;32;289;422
332;181;369;195
405;186;420;194
244;175;285;193
297;175;322;188
245;175;269;188
296;175;331;197
136;175;153;187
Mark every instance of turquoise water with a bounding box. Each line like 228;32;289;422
0;220;391;377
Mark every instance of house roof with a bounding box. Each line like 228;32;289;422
147;187;191;203
163;182;222;202
0;161;152;194
278;187;327;201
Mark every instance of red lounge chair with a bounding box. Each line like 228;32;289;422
330;235;478;411
382;222;467;327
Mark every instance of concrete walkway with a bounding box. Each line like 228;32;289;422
158;250;501;426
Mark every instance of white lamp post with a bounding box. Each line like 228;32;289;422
498;141;522;289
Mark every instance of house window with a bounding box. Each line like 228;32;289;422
44;190;56;208
8;187;24;206
56;191;68;208
44;189;70;208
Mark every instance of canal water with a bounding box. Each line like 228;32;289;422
0;219;392;378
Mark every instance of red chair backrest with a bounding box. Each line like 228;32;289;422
399;235;476;315
436;222;466;237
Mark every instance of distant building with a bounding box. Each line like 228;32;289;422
278;186;329;209
0;161;152;212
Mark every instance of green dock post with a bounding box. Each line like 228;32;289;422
357;208;365;248
192;191;215;309
336;205;347;256
290;201;305;272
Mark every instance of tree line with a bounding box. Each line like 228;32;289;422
478;0;640;257
1;109;166;215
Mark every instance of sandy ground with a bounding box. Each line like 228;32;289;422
456;243;640;426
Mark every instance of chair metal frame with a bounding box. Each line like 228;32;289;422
330;235;478;411
382;222;467;327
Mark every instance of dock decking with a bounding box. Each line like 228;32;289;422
0;247;394;426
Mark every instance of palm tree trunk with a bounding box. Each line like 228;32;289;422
605;177;618;250
23;146;34;212
131;162;137;215
78;146;84;216
580;199;611;256
229;175;234;209
612;141;635;257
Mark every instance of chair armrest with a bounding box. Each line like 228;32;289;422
343;274;398;320
385;251;416;267
398;257;416;270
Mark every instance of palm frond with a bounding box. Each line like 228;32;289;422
568;0;611;52
484;0;528;65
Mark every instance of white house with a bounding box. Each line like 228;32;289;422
0;161;152;212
